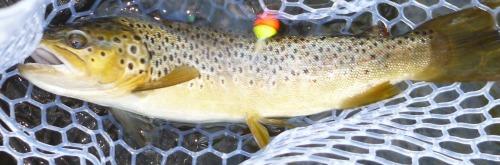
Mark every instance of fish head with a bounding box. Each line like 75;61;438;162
18;18;150;99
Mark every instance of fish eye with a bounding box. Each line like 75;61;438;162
66;30;88;49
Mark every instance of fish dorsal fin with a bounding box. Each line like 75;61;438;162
362;22;390;38
133;66;200;92
340;82;400;109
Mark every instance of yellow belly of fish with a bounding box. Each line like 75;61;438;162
110;74;410;123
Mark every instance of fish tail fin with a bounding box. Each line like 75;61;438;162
412;7;500;82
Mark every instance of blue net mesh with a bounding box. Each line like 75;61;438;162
0;0;499;164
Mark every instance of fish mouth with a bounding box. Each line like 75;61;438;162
19;41;87;76
30;47;64;65
17;42;97;96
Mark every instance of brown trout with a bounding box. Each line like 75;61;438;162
18;7;500;147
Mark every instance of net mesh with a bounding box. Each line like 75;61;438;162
0;0;500;164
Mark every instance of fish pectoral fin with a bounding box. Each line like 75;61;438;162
133;66;200;92
340;81;400;109
246;115;295;148
110;108;153;146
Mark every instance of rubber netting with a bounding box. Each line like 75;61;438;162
0;0;500;164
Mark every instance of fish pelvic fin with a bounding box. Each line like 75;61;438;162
246;115;295;148
413;7;500;82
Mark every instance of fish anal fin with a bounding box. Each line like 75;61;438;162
133;66;200;92
340;82;400;109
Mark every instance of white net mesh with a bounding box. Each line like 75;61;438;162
0;0;500;164
0;0;44;72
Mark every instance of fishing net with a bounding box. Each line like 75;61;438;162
0;0;499;164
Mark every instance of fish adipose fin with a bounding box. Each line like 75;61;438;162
133;66;200;92
340;82;400;109
362;22;390;38
413;7;500;82
246;115;295;148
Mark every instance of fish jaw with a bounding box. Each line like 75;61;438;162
19;43;125;100
33;40;87;76
18;63;117;99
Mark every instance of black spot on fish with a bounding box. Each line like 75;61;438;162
120;59;124;65
128;23;134;28
128;63;133;70
150;38;155;44
139;70;144;74
90;58;94;62
122;34;127;38
113;37;121;43
133;35;141;41
97;36;104;41
148;24;153;29
100;52;105;56
140;58;146;64
118;48;123;53
130;46;137;54
87;48;92;52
